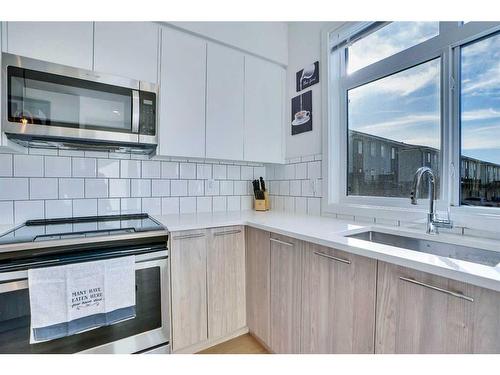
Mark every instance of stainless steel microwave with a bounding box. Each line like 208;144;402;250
1;53;158;155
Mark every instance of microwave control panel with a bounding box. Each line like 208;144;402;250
139;91;156;136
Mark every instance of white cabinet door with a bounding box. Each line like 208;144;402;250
205;43;244;161
5;22;93;69
94;22;159;83
158;27;207;158
244;56;285;164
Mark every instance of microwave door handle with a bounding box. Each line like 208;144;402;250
132;90;140;134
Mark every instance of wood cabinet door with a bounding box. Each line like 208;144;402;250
301;243;377;353
5;22;93;69
205;43;245;161
94;22;159;83
158;27;206;158
207;226;246;340
243;55;284;163
376;262;500;353
245;227;271;347
270;234;302;353
170;229;208;351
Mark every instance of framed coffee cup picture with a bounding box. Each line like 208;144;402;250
296;61;319;92
291;90;312;135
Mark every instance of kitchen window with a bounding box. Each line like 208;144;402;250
327;21;500;215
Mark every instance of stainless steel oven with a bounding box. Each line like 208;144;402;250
1;53;158;155
0;214;170;354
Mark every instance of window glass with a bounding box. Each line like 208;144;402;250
348;22;439;74
347;58;441;197
460;32;500;208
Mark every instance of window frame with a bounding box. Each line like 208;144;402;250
323;21;500;223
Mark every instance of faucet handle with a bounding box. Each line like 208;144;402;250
410;190;417;205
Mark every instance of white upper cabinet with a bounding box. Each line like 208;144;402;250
158;27;207;158
205;43;245;161
4;22;94;69
93;22;159;83
244;55;285;163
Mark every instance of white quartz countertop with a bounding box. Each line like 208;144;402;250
152;210;500;292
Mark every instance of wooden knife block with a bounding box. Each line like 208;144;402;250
254;191;270;211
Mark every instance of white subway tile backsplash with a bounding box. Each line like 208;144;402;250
73;199;97;217
131;179;151;197
301;155;315;162
219;181;233;196
161;162;179;179
284;197;295;213
121;198;142;214
161;197;179;215
180;163;196;179
227;196;240;211
279;180;290;196
307;161;321;179
98;198;120;215
307;198;321;216
196;197;212;213
197;164;212;179
253;166;266;179
180;197;197;214
120;160;141;178
171;180;188;196
0;178;29;200
295;163;307;179
205;180;220;196
109;179;130;198
301;180;314;197
85;179;109;198
142;161;161;179
14;155;43;177
290;180;301;196
188;180;204;196
15;200;44;223
233;181;248;196
213;165;227;180
0;201;14;224
212;196;226;212
241;196;252;210
73;158;96;178
30;178;58;199
46;200;72;219
59;179;84;199
284;164;295;180
295;197;307;214
269;181;279;195
0;154;13;176
272;196;284;211
97;159;120;178
240;166;253;180
141;198;161;216
227;165;241;180
45;156;71;177
151;180;170;197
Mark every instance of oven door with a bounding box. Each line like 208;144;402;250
0;255;170;354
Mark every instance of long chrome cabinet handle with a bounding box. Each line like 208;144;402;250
214;229;242;237
399;277;474;302
313;251;351;265
270;238;294;247
172;233;205;240
131;90;140;133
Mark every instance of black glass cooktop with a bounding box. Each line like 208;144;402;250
0;214;165;245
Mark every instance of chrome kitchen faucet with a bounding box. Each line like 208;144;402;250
410;167;453;234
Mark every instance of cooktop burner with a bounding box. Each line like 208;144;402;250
0;214;164;245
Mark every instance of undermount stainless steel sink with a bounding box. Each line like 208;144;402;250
346;231;500;267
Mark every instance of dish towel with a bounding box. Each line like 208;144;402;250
28;256;136;344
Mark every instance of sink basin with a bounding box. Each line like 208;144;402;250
346;231;500;267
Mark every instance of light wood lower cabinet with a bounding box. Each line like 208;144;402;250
376;262;500;353
170;229;208;352
270;234;303;354
207;226;246;340
301;243;377;353
245;227;271;347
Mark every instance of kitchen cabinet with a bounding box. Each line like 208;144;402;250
301;243;377;353
170;229;208;352
207;226;246;340
245;227;271;347
158;27;207;158
3;22;93;69
244;55;285;164
205;43;245;161
270;234;302;354
93;22;159;83
376;262;500;353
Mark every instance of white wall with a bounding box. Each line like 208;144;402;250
167;22;288;66
285;22;344;160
